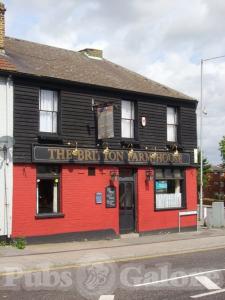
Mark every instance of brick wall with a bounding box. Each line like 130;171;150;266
12;164;197;237
12;164;119;237
204;171;225;200
0;3;6;51
137;167;197;232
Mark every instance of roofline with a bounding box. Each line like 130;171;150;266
4;36;197;103
104;58;196;102
5;36;80;55
0;69;198;104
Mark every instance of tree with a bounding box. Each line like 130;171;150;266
197;152;211;195
219;136;225;166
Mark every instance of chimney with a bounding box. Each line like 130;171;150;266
79;48;103;60
0;2;6;52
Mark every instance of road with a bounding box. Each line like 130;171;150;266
1;248;225;299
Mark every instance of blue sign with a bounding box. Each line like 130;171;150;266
156;181;167;191
95;192;103;204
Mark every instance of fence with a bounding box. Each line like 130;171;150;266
198;203;225;227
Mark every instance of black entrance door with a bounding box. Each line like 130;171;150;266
119;177;135;233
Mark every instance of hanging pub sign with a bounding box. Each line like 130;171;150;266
106;186;116;208
97;105;114;139
33;146;191;166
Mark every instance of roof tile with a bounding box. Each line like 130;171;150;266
0;55;17;71
1;37;195;101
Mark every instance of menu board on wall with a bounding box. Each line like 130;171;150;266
106;186;116;208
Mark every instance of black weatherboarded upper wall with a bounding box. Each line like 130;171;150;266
13;76;197;164
0;36;198;165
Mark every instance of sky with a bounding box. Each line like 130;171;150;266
4;0;225;165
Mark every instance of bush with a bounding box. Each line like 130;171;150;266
0;240;7;247
11;237;27;250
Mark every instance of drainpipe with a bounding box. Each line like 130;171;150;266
4;76;12;238
3;145;9;237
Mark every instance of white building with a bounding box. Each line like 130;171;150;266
0;76;13;237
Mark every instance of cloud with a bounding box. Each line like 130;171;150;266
4;0;225;164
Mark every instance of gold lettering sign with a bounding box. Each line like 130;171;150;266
56;149;65;160
48;149;56;160
34;146;190;165
66;149;73;160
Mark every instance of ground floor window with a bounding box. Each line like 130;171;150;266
36;165;61;214
155;168;185;210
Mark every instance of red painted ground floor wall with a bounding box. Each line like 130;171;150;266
137;167;197;233
12;165;197;237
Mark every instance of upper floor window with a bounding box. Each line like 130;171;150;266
167;107;178;142
39;89;58;133
121;100;134;138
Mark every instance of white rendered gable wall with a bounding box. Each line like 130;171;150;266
0;76;13;237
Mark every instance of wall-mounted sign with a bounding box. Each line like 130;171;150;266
156;180;168;193
194;148;198;164
33;146;191;166
97;105;114;139
95;192;103;204
106;186;116;208
141;116;147;127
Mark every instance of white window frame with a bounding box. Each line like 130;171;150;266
167;106;178;142
39;89;58;133
121;100;135;138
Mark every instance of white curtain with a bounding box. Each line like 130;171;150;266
167;125;177;142
167;107;177;142
39;90;58;133
40;111;52;132
122;100;134;119
53;182;58;213
175;179;181;193
52;112;57;133
122;119;134;138
156;193;182;209
36;182;39;214
40;90;54;110
121;100;134;138
167;107;176;124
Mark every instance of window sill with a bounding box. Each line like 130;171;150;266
120;140;140;147
35;213;65;219
155;207;186;212
166;143;183;150
38;134;62;140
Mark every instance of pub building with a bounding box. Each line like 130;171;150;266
0;3;198;241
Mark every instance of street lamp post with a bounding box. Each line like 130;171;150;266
199;55;225;221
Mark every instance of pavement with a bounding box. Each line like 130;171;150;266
2;248;225;299
1;225;225;275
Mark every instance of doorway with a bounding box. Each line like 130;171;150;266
119;169;135;234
